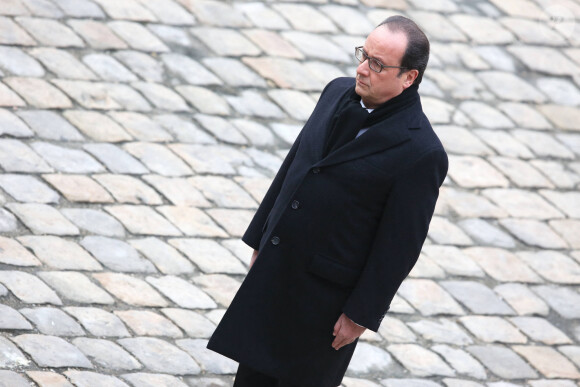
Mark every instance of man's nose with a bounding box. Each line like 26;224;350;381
356;59;369;76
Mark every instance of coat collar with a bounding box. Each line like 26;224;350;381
314;98;422;168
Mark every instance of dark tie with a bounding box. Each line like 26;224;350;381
323;99;369;157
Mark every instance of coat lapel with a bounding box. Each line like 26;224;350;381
315;99;422;168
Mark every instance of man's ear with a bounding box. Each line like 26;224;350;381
403;69;419;88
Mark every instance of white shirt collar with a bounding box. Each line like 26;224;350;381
359;99;374;113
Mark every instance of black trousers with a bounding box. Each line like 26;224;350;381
233;364;300;387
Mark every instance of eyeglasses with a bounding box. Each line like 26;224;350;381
354;46;407;73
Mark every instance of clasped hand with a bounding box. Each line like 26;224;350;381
332;313;366;350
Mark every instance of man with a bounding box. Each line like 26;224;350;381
207;16;448;387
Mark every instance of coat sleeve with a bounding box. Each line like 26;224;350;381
342;148;448;332
241;129;303;250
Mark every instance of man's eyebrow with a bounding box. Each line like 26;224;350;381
363;47;387;64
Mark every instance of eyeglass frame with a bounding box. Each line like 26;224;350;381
354;46;407;73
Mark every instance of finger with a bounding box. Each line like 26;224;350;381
333;317;342;337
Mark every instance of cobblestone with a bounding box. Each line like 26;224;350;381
463;247;541;283
67;20;127;50
513;345;580;378
81;236;156;273
20;307;85;336
42;174;114;203
0;46;43;76
38;271;114;305
460;316;527;343
397;279;464;316
467;345;537;379
7;203;79;235
13;334;92;368
510;316;572;345
441;281;514;315
92;273;167;307
115;310;182;338
431;345;486;380
63;307;130;337
129;238;194;275
61;208;125;237
72;338;140;371
387;344;454;377
18;236;101;271
500;218;569;249
408;319;472;345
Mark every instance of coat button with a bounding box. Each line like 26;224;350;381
271;236;280;245
291;200;300;209
312;167;321;174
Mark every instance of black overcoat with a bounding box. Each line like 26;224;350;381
207;77;448;387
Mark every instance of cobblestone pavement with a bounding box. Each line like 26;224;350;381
0;0;579;386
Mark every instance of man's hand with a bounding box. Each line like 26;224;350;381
249;250;259;268
332;313;366;350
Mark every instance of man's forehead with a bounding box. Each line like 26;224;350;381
363;27;407;59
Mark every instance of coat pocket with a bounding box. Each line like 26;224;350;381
308;254;360;288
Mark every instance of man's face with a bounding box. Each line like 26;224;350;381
355;26;415;108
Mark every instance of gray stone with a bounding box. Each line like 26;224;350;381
510;317;572;345
421;245;484;278
387;344;455;377
540;190;580;218
397;279;464;316
18;235;102;271
0;336;29;367
0;139;52;173
463;247;541;283
427;216;473;246
81;236;156;273
142;0;195;25
478;71;546;103
84;143;148;174
169;144;252;175
191;175;257;208
235;2;290;30
321;5;374;35
460;316;527;343
0;46;44;76
131;82;189;111
409;253;445;279
459;101;513;128
0;209;17;233
282;31;350;63
168;238;245;274
513;129;575;159
345;342;393;375
177;339;237;374
433;126;493;156
161;54;221;86
108;21;168;52
0;174;59;203
513;345;580;379
146;275;217;309
115;310;182;338
225;91;285;120
457;219;516;249
27;371;74;387
61;208;125;237
30;47;96;80
109;112;173;142
6;203;79;235
0;16;36;46
537;77;580;106
64;371;130;387
494;284;550;316
273;3;336;32
122;373;189;387
82;54;138;82
0;83;26;108
483;189;563;220
118;337;200;375
447;156;509;188
533;285;580;319
268;89;317;121
442;187;508;218
377;316;417;343
207;209;255;238
92;0;155;21
474;130;534;159
431;345;486;380
63;110;132;142
11;77;74;108
93;272;168;307
0;237;40;266
64;307;130;337
539;104;580;132
191;114;246;145
13;334;92;368
16;17;84;47
243;29;304;60
202;58;267;88
441;281;514;315
450;14;514;44
0;305;32;330
193;274;241;308
142;176;208;207
518;250;580;284
161;308;216;338
93;174;162;204
38;271;114;305
0;371;31;387
381;380;441;387
154;114;216;144
191;27;260;57
42;175;100;203
73;338;141;371
20;307;85;336
550;219;580;249
508;46;579;76
176;86;230;116
67;20;127;49
559;346;580;368
489;157;553;188
532;160;580;189
129;238;194;275
467;345;537;379
54;0;103;17
243;57;324;91
31;142;103;173
408;318;472;345
157;207;227;238
114;50;164;83
183;0;250;28
17;110;83;141
106;205;182;236
499;218;568;249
